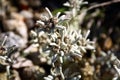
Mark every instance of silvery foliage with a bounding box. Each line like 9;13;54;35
110;52;120;79
0;36;16;79
96;50;120;80
30;0;120;79
63;0;88;30
30;6;95;80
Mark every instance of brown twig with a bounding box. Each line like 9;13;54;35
88;0;120;11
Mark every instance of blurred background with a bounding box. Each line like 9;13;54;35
0;0;120;80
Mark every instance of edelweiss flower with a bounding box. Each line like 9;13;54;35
44;28;94;65
32;6;95;80
36;7;69;33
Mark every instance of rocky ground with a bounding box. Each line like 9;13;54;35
0;0;120;80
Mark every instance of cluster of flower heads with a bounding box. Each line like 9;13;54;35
29;0;120;79
30;7;95;80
